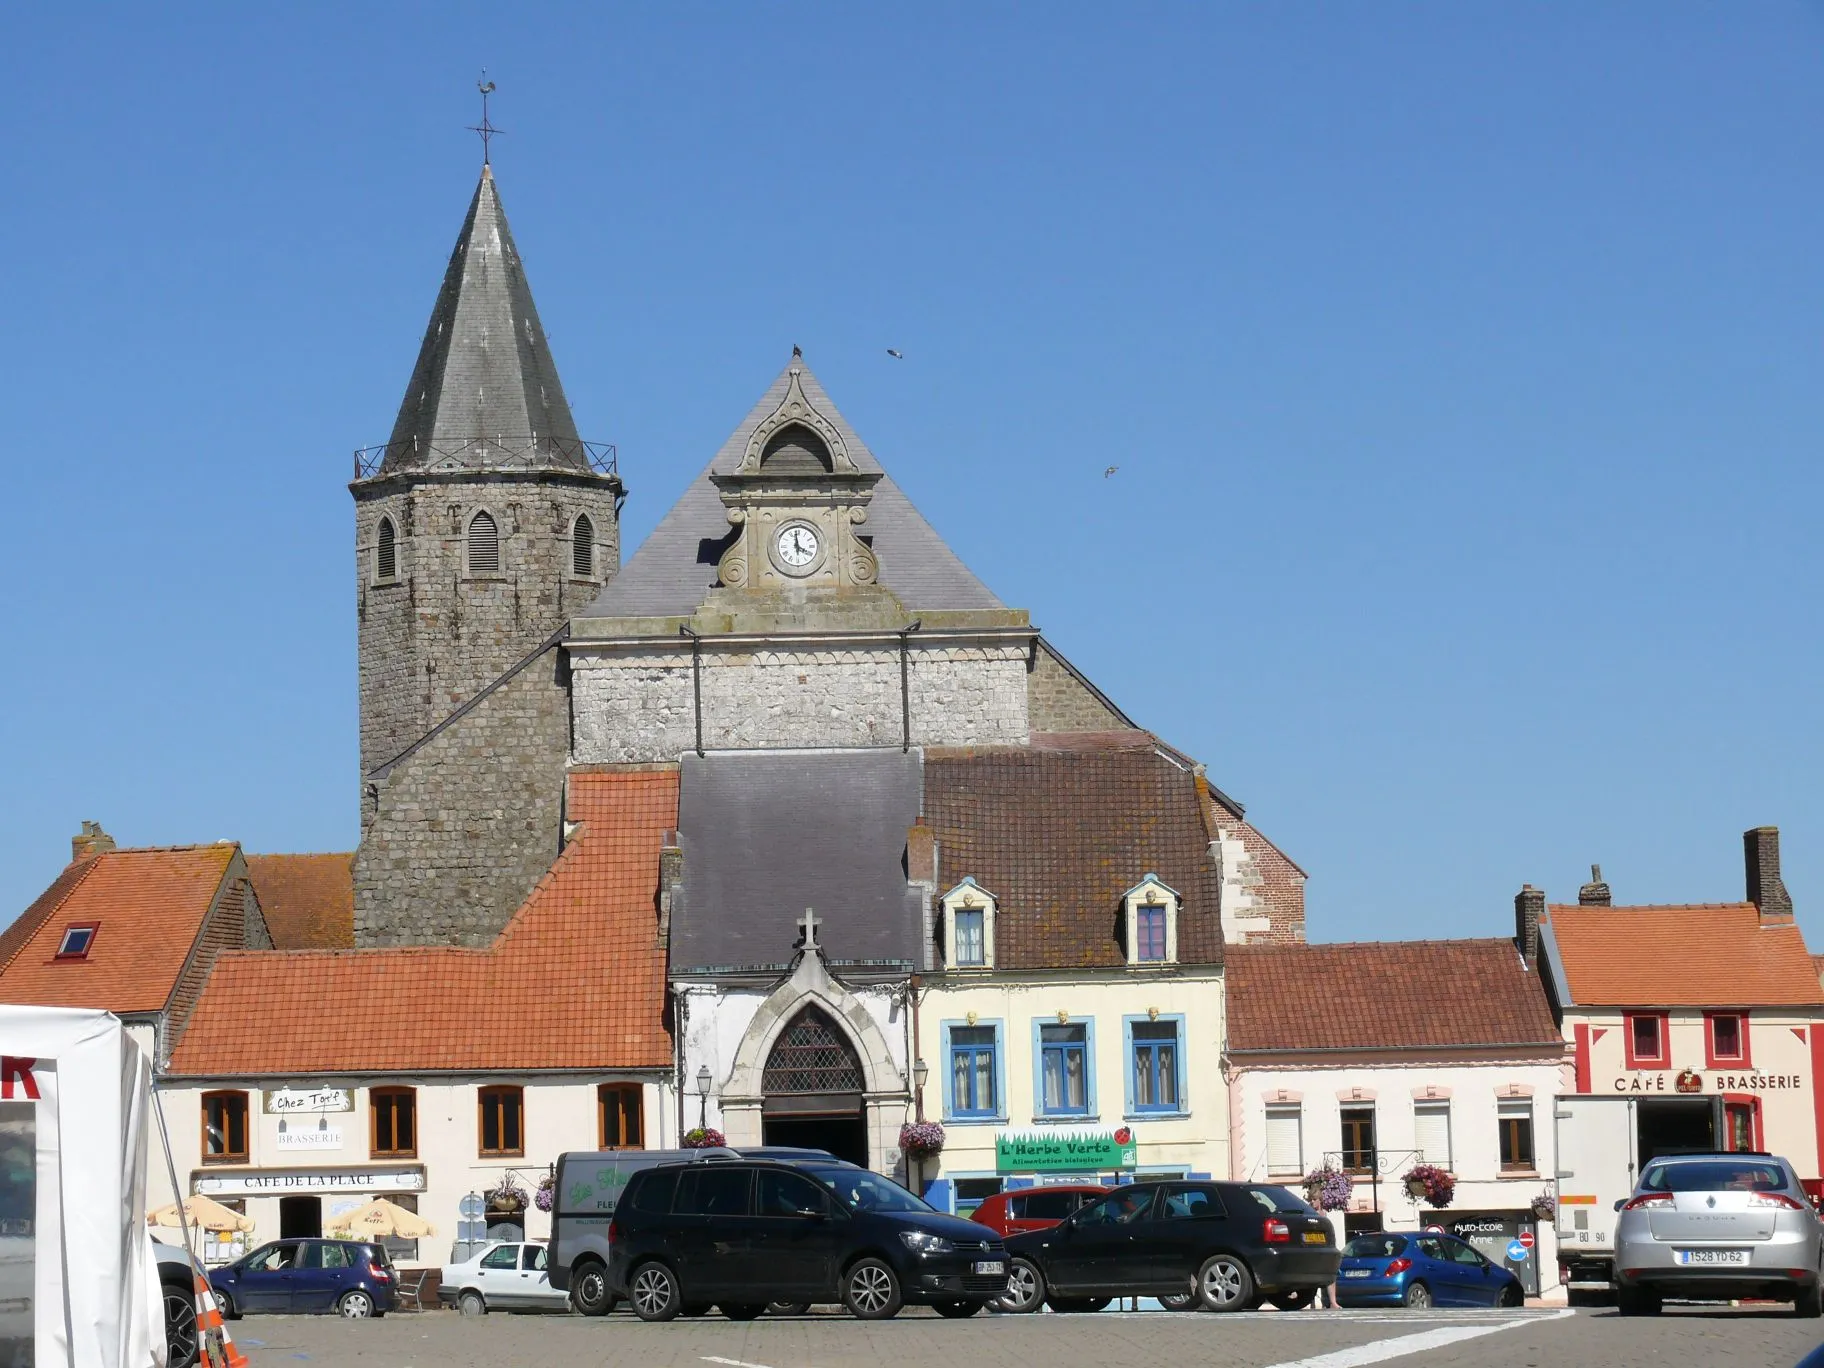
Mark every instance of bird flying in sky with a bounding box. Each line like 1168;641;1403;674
1104;466;1119;478
886;349;903;359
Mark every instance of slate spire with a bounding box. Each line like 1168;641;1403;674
380;166;585;473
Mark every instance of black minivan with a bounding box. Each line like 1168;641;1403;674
606;1159;1010;1320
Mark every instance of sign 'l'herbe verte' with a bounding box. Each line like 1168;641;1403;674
996;1128;1137;1173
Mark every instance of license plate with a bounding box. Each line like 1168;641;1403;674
1302;1232;1328;1244
973;1261;1005;1276
1342;1269;1372;1279
1677;1249;1748;1266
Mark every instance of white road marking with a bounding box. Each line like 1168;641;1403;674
703;1358;778;1368
1259;1307;1574;1368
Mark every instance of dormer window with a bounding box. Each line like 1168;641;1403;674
1122;874;1180;967
941;878;998;971
55;925;98;960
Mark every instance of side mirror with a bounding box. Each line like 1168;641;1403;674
1613;1199;1625;1213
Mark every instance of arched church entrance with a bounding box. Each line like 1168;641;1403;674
761;1006;869;1167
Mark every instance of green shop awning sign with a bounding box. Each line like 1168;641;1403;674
996;1127;1137;1174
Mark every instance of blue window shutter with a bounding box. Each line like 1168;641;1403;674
1189;1171;1211;1181
924;1179;953;1212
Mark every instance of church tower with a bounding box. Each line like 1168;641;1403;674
350;164;621;946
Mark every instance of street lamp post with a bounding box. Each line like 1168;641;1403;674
695;1065;711;1130
912;1057;929;1122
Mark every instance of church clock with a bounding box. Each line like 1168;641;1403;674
773;521;822;573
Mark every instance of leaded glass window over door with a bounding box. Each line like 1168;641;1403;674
763;1007;865;1095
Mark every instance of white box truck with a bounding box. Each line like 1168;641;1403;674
1554;1093;1723;1297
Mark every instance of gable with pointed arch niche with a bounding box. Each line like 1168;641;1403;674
763;1005;865;1100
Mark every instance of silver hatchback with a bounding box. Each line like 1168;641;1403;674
1614;1153;1823;1316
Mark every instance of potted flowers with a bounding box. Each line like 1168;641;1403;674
682;1126;727;1149
485;1177;529;1216
1402;1164;1456;1208
1303;1163;1353;1212
534;1173;556;1213
1530;1192;1556;1221
898;1121;946;1163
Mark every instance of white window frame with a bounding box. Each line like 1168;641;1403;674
940;878;997;971
1414;1100;1453;1171
1122;874;1180;967
1264;1103;1304;1177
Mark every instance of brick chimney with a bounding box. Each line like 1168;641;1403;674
906;819;937;886
1515;884;1545;966
70;820;115;862
1745;826;1794;926
1578;864;1611;907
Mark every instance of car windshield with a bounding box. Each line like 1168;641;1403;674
1641;1160;1785;1193
1243;1185;1318;1214
1345;1235;1407;1259
806;1167;933;1213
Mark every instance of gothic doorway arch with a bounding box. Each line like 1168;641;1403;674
761;1006;869;1166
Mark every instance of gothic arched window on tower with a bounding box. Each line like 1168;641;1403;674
375;516;397;582
572;513;595;578
467;510;500;575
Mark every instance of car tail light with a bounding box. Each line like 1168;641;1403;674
1384;1258;1412;1277
608;1217;621;1244
367;1263;391;1282
1749;1193;1806;1210
1263;1219;1290;1243
1622;1193;1673;1210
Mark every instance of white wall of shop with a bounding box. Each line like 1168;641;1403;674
913;972;1227;1209
151;1077;672;1265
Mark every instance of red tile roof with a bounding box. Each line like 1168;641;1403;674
0;845;239;1014
1545;902;1824;1008
166;769;676;1075
245;853;354;950
1226;940;1562;1053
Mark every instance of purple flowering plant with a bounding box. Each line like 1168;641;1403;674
1403;1163;1456;1208
682;1126;727;1149
899;1121;946;1159
1303;1163;1353;1211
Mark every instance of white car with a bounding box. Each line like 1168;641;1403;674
440;1242;573;1315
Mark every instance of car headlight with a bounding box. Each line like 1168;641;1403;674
899;1231;955;1254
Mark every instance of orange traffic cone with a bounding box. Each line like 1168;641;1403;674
192;1271;250;1368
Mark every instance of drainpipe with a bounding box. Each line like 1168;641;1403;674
673;987;690;1145
679;625;705;758
899;621;921;752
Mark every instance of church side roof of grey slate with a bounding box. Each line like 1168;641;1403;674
379;166;585;473
578;356;1004;621
670;750;926;974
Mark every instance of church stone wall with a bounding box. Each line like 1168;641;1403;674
352;648;570;947
1026;644;1130;732
569;642;1030;763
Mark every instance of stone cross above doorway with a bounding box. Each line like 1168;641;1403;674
797;907;821;951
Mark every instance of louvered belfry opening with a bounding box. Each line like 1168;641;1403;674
376;517;397;581
467;510;500;574
762;1007;865;1118
572;513;594;578
759;423;834;475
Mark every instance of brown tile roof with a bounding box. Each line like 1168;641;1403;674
245;853;354;950
166;769;676;1075
0;845;238;1014
1225;940;1561;1053
923;739;1222;969
1545;902;1824;1009
1813;954;1824;988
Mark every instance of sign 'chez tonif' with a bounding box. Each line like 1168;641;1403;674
262;1087;354;1114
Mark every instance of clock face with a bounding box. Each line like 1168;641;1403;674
775;522;820;569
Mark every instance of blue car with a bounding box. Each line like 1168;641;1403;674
210;1237;396;1318
1336;1231;1524;1309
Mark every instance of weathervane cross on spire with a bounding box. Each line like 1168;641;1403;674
468;71;501;165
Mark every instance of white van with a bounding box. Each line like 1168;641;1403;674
549;1147;838;1315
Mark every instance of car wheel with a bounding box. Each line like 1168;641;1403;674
1267;1289;1315;1311
1498;1284;1523;1309
1797;1281;1823;1319
721;1303;767;1321
767;1302;812;1316
214;1289;239;1321
1044;1296;1111;1314
571;1260;612;1317
1198;1254;1254;1313
995;1257;1045;1314
1158;1289;1199;1311
629;1262;682;1322
163;1278;200;1368
458;1290;487;1317
842;1258;903;1320
1402;1282;1432;1310
933;1299;985;1318
338;1290;375;1319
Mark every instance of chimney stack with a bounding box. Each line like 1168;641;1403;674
1745;826;1794;926
1515;884;1545;966
70;820;115;863
1578;864;1611;907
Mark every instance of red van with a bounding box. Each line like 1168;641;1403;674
969;1185;1108;1238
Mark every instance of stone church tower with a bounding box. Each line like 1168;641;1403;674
350;164;621;946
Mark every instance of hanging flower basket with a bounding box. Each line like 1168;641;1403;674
485;1178;529;1215
1403;1164;1455;1209
534;1174;556;1213
899;1121;946;1161
1530;1193;1556;1221
682;1126;726;1149
1303;1163;1353;1212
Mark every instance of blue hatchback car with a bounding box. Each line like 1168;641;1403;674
210;1237;396;1318
1336;1232;1524;1309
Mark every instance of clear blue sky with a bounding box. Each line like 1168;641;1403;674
4;5;1821;946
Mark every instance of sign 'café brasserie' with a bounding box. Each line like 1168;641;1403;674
1610;1067;1806;1094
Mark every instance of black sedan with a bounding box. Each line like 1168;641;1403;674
1000;1180;1339;1313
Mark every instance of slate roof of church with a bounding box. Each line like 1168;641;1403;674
167;769;675;1075
670;750;927;974
922;736;1225;969
376;166;586;473
578;356;1004;622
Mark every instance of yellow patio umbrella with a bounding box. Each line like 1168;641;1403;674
147;1194;256;1234
324;1198;436;1240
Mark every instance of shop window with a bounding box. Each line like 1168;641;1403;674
370;1086;416;1159
1707;1013;1750;1067
1724;1098;1761;1152
1625;1013;1669;1068
1038;1022;1091;1116
1498;1099;1535;1172
600;1083;643;1149
940;879;996;970
1340;1104;1376;1173
478;1085;524;1157
952;1177;1002;1219
946;1022;1001;1119
1264;1104;1303;1177
1414;1102;1453;1170
1128;1018;1185;1114
202;1091;249;1164
1122;875;1179;967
